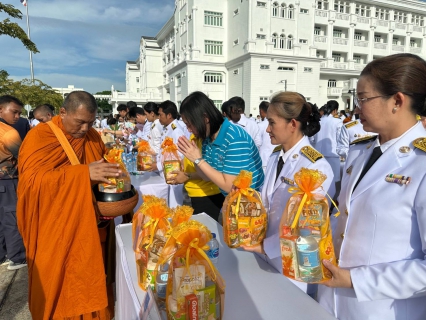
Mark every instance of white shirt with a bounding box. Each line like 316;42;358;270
101;118;108;129
232;114;261;148
148;119;163;155
136;120;151;141
258;119;278;169
336;120;373;159
31;119;39;127
310;114;343;158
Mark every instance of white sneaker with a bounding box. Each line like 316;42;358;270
0;258;10;266
7;260;27;270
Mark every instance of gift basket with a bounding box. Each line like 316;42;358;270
136;140;157;171
222;171;267;248
279;168;338;283
155;220;225;320
161;137;182;184
93;147;138;217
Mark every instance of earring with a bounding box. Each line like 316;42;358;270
392;107;397;113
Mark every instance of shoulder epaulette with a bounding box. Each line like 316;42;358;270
171;123;176;130
272;145;282;153
301;146;323;163
345;121;358;129
413;138;426;152
151;123;155;129
350;135;377;145
334;115;340;118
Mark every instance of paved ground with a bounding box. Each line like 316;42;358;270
0;264;31;319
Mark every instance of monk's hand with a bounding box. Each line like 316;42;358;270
178;136;201;163
241;243;265;254
321;259;353;288
89;159;121;184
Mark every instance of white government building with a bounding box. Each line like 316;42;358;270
113;0;426;115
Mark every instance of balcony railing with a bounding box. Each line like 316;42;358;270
392;45;405;52
333;38;348;45
374;43;387;50
315;10;328;18
327;87;343;96
354;63;366;71
336;13;349;21
357;17;369;24
320;61;327;68
354;40;369;47
314;35;327;43
413;26;423;33
410;47;422;54
377;20;389;27
334;62;348;69
395;23;406;30
111;91;163;101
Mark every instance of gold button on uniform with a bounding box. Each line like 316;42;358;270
341;233;345;239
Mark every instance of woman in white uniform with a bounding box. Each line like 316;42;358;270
143;102;163;155
242;92;334;295
318;53;426;320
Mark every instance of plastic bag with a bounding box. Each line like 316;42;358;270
161;137;182;184
279;168;338;283
136;140;157;171
155;220;226;320
99;147;131;193
222;171;267;248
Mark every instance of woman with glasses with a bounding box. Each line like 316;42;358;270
318;53;426;320
242;91;334;296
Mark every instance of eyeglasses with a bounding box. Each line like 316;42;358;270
354;95;393;110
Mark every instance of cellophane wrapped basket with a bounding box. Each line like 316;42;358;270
161;137;182;184
222;170;267;248
155;220;225;320
279;168;337;284
136;140;156;171
99;147;131;193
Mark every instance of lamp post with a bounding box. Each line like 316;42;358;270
279;80;287;91
348;89;356;111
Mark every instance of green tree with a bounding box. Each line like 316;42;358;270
96;98;113;114
0;3;38;53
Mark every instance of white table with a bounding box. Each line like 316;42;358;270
130;172;183;209
115;213;336;320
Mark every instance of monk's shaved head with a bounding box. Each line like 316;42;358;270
62;91;98;114
34;105;53;117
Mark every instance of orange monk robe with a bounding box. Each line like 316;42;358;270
17;116;110;320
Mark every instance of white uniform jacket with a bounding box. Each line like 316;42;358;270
148;119;163;155
232;114;262;149
258;119;278;170
336;120;371;159
319;122;426;320
260;136;334;291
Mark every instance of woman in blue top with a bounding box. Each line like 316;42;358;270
176;91;264;195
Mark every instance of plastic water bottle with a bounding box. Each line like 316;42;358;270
296;229;322;282
206;233;219;264
155;263;169;301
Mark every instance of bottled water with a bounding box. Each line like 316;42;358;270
205;233;219;264
296;229;322;282
155;263;169;301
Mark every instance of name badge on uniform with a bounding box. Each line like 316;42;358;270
281;177;295;186
385;173;411;185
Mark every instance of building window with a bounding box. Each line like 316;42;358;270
299;39;308;44
256;34;266;39
394;11;407;23
272;2;279;16
136;88;140;93
233;69;239;75
234;9;239;16
287;35;293;49
413;14;424;26
314;27;321;35
204;72;223;83
260;64;270;70
304;67;313;72
176;74;182;86
410;40;416;47
300;8;309;14
260;96;269;101
355;4;370;17
212;100;223;109
205;40;223;55
353;55;361;63
334;1;349;14
204;11;223;26
287;5;294;19
233;39;239;45
279;34;286;49
316;0;328;10
272;33;278;48
278;66;294;71
136;77;140;83
392;38;399;45
280;3;286;18
332;53;341;62
374;35;381;43
257;1;266;7
354;32;362;40
375;8;389;21
333;29;342;38
328;79;337;87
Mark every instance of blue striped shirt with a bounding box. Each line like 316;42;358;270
202;118;264;195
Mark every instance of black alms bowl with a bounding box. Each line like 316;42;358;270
92;185;139;217
93;185;138;202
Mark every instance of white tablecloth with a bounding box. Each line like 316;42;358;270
115;213;336;320
130;172;183;209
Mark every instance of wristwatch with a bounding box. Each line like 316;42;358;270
194;158;203;166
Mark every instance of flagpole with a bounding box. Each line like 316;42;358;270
24;1;34;83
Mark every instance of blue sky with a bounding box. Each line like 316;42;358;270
0;0;174;93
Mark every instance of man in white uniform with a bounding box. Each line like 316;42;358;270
336;118;375;160
229;96;261;148
257;101;277;170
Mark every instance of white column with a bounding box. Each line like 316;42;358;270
405;32;411;54
387;29;394;55
348;24;355;60
368;26;375;62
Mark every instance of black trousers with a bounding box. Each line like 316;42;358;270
190;193;225;222
0;179;26;263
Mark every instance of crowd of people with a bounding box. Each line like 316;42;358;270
1;53;426;319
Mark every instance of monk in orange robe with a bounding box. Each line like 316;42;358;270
17;91;121;320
